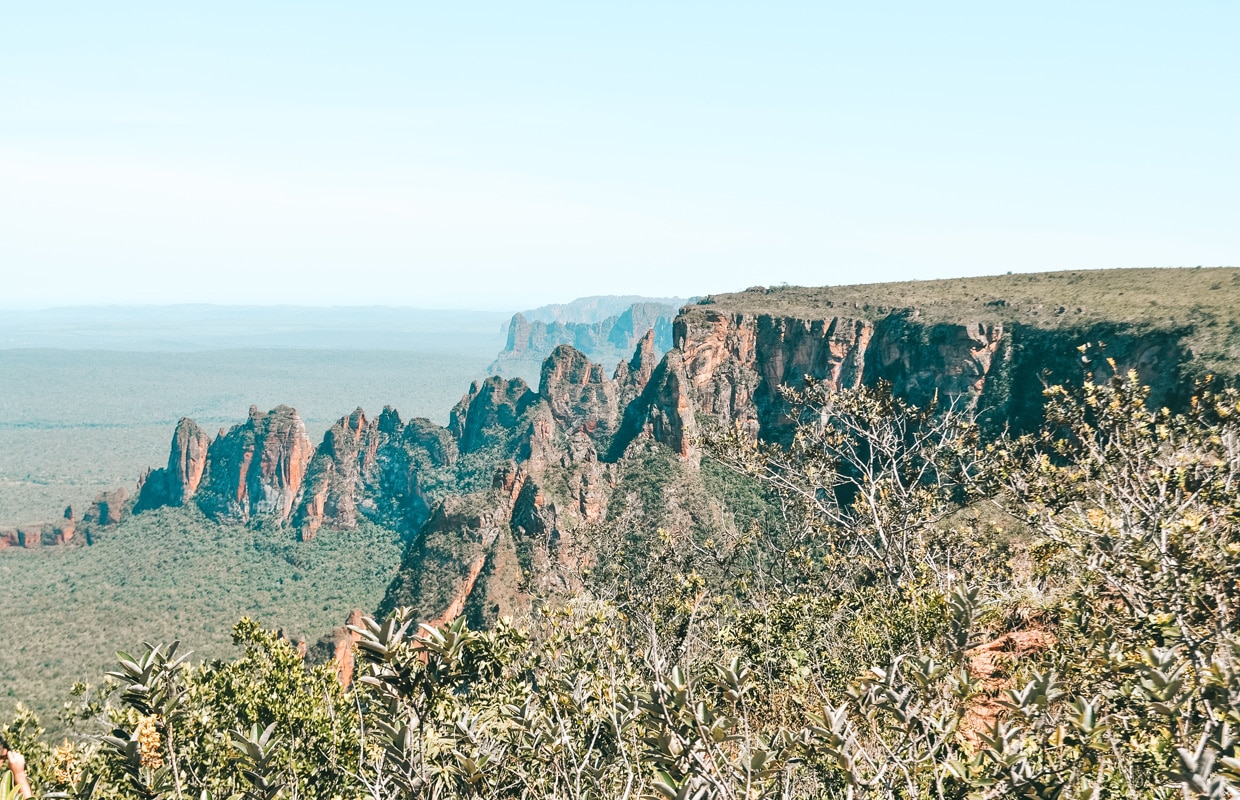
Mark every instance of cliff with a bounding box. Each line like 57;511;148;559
488;301;681;383
375;270;1239;629
135;418;212;511
295;406;458;539
16;268;1239;637
514;295;689;325
673;268;1239;442
191;405;314;523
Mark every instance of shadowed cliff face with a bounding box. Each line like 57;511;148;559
450;377;539;454
667;306;1194;445
295;407;458;539
672;309;1006;441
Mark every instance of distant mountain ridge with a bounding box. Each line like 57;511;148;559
489;296;690;383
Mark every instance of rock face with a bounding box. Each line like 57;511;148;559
450;377;538;454
372;295;1212;628
612;349;698;460
489;302;680;382
296;408;377;539
196;405;313;523
85;488;129;527
674;309;928;441
539;345;621;440
294;407;458;539
136;418;213;511
670;304;1192;444
27;274;1220;639
167;418;212;503
377;342;662;626
380;481;530;626
52;506;76;544
0;507;75;549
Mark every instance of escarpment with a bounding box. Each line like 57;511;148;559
672;293;1201;442
17;269;1235;633
672;308;1000;440
489;301;680;382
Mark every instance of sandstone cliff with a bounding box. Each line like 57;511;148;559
671;283;1204;445
488;301;680;383
294;406;458;539
135;418;212;511
375;273;1231;629
193;405;313;523
18;269;1235;639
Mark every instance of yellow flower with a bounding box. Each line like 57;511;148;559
52;740;83;785
135;714;164;770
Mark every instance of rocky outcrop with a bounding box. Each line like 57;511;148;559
379;480;530;626
135;418;213;511
614;329;660;409
450;377;538;454
612;349;698;460
196;405;313;523
539;345;621;442
295;407;458;539
85;488;129;527
0;527;43;548
296;409;377;538
1;507;76;549
377;343;657;626
489;302;680;382
52;506;75;544
167;418;212;503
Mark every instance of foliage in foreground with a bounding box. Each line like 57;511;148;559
7;370;1240;798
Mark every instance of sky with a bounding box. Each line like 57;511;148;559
1;2;1236;310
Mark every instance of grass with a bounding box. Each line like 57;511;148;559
0;506;403;732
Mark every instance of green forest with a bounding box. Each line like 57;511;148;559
6;366;1240;799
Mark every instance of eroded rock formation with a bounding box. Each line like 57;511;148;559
489;301;680;381
13;275;1220;638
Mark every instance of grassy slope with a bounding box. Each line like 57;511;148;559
696;267;1240;375
0;507;402;730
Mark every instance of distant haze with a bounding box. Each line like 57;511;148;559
0;305;509;351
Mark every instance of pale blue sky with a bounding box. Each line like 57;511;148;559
1;2;1236;309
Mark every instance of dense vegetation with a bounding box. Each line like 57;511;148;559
7;365;1240;798
0;509;403;730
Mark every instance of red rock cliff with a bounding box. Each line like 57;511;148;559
196;405;312;523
